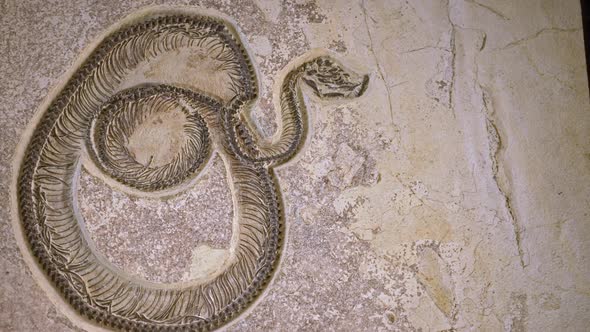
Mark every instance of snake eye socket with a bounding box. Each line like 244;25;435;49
88;86;211;192
302;77;320;96
301;58;369;99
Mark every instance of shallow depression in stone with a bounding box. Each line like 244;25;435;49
77;154;233;283
126;105;189;167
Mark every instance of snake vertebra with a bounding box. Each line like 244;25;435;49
15;10;368;331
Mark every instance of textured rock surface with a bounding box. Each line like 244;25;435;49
1;0;589;331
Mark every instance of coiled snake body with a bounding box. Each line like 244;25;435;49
16;11;368;331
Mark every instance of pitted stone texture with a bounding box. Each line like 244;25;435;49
79;154;233;283
2;0;589;331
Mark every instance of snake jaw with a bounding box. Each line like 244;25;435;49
301;56;369;99
353;74;370;97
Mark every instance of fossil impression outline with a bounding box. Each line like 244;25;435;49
15;10;369;331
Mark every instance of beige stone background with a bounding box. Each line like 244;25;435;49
1;0;589;331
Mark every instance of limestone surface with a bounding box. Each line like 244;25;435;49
1;0;589;331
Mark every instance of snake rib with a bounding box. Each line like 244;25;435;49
16;10;368;332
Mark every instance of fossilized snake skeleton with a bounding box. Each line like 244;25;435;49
15;11;368;331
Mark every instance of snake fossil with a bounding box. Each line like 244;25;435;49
15;10;368;331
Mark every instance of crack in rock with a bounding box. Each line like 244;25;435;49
446;0;457;118
361;0;395;125
500;27;582;50
465;0;510;21
481;89;528;269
